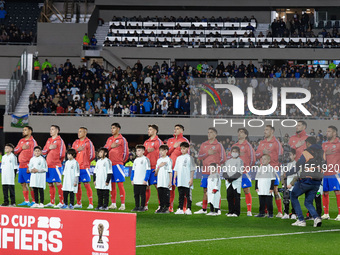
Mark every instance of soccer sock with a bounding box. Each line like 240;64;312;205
118;182;125;204
85;183;93;205
76;184;82;205
57;184;64;204
275;198;283;213
49;185;56;204
23;190;29;202
183;197;187;211
170;186;176;208
323;193;329;214
245;193;252;212
111;183;117;203
145;188;151;206
336;194;340;214
30;190;35;202
202;199;208;210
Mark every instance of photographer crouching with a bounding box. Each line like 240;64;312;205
287;137;324;227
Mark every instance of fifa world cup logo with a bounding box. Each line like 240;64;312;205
97;223;104;244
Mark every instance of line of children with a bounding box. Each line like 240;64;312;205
1;144;18;206
155;144;172;214
131;145;151;212
28;146;48;208
61;148;80;209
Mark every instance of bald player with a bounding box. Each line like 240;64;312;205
72;127;95;209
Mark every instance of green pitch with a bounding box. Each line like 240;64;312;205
1;177;340;255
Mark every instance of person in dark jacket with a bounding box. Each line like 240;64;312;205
288;136;323;227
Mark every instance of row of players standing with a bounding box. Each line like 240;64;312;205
3;120;340;219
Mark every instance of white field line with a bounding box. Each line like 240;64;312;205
136;229;340;248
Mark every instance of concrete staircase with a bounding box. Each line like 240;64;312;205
255;23;270;37
14;80;42;115
94;22;110;46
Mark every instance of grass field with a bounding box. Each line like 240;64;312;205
1;177;340;255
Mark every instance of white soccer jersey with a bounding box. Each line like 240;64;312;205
208;172;221;208
255;165;276;196
174;154;195;188
224;157;243;194
156;156;172;188
1;153;18;185
28;156;48;189
94;158;113;190
62;159;80;193
132;156;151;185
286;161;297;192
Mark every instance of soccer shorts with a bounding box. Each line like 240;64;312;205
79;169;91;183
112;164;125;183
149;169;157;185
323;174;340;192
46;166;63;183
241;173;252;188
18;168;31;184
274;171;280;186
200;174;209;188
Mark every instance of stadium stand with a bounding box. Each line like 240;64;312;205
0;0;40;44
28;59;340;119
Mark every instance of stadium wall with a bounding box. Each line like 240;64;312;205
101;47;340;65
3;115;338;137
95;0;340;8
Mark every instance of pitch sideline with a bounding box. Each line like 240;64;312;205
136;229;340;248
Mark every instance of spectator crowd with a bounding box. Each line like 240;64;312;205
28;58;340;120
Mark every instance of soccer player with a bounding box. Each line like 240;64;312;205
104;123;129;210
289;120;309;161
1;143;18;206
229;128;256;216
143;124;163;210
131;145;151;212
256;125;283;217
14;126;37;206
61;148;80;209
42;125;66;208
195;127;226;214
94;148;113;211
72;127;95;209
174;142;195;215
255;154;275;218
321;126;340;221
167;124;190;212
29;146;48;208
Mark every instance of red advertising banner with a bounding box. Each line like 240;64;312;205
0;207;136;255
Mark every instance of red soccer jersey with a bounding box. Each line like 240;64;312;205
72;137;95;169
289;130;308;161
42;136;66;168
14;136;37;168
104;134;129;165
229;140;256;172
322;137;340;176
167;133;189;169
256;136;283;167
198;139;226;175
144;135;163;169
